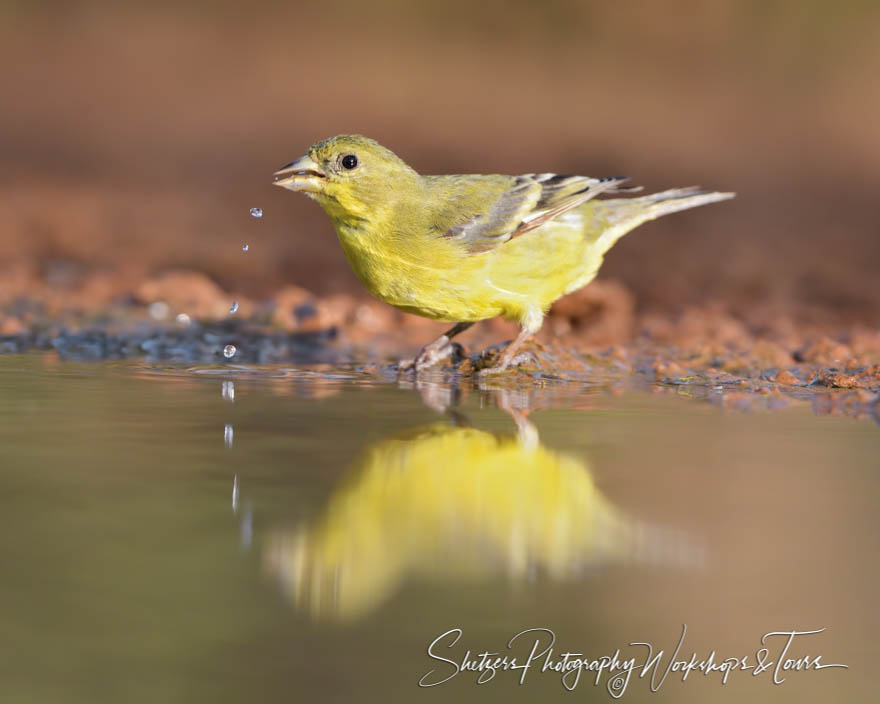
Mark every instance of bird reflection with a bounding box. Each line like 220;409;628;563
264;385;698;620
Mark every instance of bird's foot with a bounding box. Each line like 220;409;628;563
398;337;464;372
476;351;539;377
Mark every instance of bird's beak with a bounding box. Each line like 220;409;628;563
272;155;327;193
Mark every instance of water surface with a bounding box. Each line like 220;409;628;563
0;354;876;702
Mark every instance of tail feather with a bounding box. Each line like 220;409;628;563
592;187;735;255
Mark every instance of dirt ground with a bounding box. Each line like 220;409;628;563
1;2;878;418
1;269;877;423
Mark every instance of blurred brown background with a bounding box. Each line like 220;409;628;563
1;0;879;323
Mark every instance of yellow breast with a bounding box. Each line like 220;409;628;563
332;205;606;327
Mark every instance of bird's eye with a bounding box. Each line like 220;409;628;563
341;154;358;170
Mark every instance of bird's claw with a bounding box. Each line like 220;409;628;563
398;339;464;372
477;351;538;377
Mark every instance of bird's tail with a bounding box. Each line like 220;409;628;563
590;187;735;256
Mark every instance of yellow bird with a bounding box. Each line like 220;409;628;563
274;135;733;372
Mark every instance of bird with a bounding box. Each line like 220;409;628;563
273;135;734;373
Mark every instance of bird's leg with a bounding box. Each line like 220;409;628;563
494;389;539;448
479;307;544;375
399;322;474;371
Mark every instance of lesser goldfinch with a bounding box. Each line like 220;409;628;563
274;135;733;372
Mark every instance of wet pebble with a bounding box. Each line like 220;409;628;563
148;301;169;320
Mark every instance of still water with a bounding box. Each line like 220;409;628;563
0;354;876;702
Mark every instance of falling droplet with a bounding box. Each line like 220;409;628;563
241;244;249;252
249;207;262;218
223;344;236;359
224;424;234;449
222;380;235;402
229;300;239;315
232;474;239;511
176;313;191;325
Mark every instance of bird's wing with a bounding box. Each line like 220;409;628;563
441;173;634;254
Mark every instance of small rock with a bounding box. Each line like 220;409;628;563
794;337;852;364
774;370;800;385
817;371;862;389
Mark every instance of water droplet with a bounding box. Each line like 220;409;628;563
148;301;169;320
224;424;234;449
176;313;191;325
241;244;249;252
232;474;239;511
222;380;235;402
229;300;239;315
249;207;262;218
223;344;236;359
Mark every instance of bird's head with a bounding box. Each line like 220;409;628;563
273;135;419;224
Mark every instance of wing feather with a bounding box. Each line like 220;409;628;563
442;175;542;253
441;173;633;254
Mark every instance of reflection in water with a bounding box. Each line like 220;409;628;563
241;502;253;549
264;390;700;620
